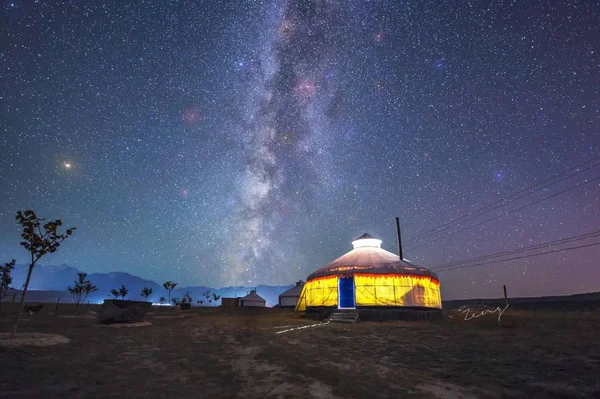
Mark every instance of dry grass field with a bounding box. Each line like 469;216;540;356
1;303;599;398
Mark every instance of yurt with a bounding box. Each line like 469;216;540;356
238;290;266;307
278;280;305;308
295;233;442;320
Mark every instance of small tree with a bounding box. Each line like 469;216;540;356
171;297;179;306
163;281;177;304
118;284;128;299
110;289;120;299
159;296;166;305
67;272;98;314
211;292;221;307
0;259;16;313
12;210;75;337
183;290;192;303
203;290;211;306
140;287;153;301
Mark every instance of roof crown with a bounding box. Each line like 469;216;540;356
352;233;382;249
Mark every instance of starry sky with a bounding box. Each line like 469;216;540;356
1;0;599;299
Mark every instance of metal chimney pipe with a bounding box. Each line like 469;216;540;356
395;217;403;260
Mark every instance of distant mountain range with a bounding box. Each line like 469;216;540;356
8;264;294;307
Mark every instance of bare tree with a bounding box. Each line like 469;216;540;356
140;287;153;301
183;290;192;303
67;272;98;314
12;210;75;337
163;281;177;305
0;259;16;313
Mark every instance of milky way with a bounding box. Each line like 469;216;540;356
1;0;599;298
224;1;352;285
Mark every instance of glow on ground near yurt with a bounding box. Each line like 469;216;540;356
295;233;442;313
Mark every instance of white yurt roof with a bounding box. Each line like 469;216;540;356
307;233;438;281
240;290;266;302
279;281;305;298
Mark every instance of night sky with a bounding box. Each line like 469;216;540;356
1;1;599;299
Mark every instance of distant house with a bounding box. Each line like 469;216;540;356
238;290;266;307
278;280;305;308
220;297;239;308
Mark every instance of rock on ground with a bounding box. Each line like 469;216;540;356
96;303;147;324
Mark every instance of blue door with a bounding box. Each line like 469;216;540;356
338;277;355;309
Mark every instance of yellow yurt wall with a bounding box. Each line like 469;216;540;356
354;274;441;309
295;285;307;312
301;276;338;308
295;273;442;310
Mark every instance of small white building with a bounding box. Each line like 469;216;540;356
238;290;266;307
278;280;305;308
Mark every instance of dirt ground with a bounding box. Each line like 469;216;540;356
0;304;599;399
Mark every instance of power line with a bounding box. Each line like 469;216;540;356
411;159;600;244
433;230;600;269
411;155;600;242
412;155;600;240
431;229;600;271
407;173;600;251
435;241;600;273
409;174;600;250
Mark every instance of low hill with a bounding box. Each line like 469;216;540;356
7;264;293;307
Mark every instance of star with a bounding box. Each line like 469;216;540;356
493;170;506;183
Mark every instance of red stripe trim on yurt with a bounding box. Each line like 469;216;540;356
307;272;440;285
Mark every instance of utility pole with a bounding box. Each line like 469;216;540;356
395;217;403;260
